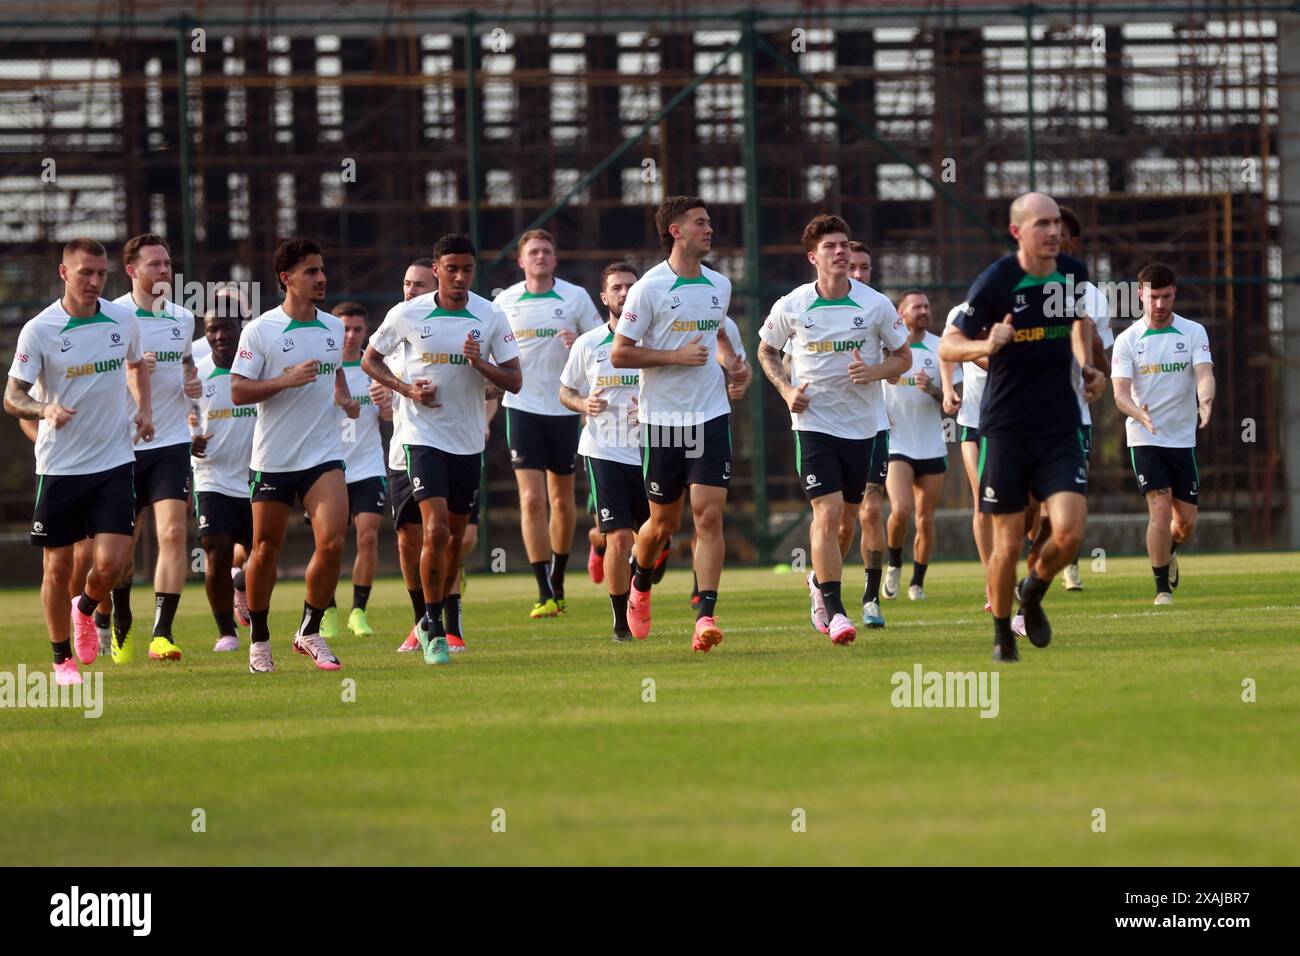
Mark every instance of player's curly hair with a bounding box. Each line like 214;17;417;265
655;196;708;256
801;214;852;252
273;237;323;292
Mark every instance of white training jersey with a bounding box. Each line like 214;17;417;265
561;323;641;466
385;350;407;471
615;260;732;427
722;314;747;364
885;331;956;460
369;290;520;456
760;279;906;441
340;362;385;482
113;294;195;449
1111;313;1212;449
782;333;890;432
1072;283;1113;427
192;354;257;498
230;306;347;473
191;335;211;365
10;297;143;476
495;277;601;416
943;303;986;430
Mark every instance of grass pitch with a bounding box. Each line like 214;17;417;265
1;552;1297;865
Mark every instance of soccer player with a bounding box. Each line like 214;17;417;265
939;192;1106;662
1019;207;1113;599
882;290;953;601
191;310;257;651
611;196;746;651
561;262;647;642
362;234;522;665
758;215;909;641
494;230;602;617
1110;263;1214;604
4;238;154;686
315;302;391;639
111;234;203;663
230;238;359;673
940;300;992;610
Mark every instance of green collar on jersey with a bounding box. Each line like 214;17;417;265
425;306;479;320
909;340;931;350
59;311;118;333
518;288;562;301
135;305;177;320
809;294;861;310
1012;270;1067;291
599;330;616;346
669;274;714;291
342;360;362;367
283;316;328;332
207;365;231;378
1140;324;1182;337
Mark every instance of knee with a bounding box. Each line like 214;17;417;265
607;529;634;557
1053;524;1082;554
549;489;574;513
356;527;379;553
316;533;344;564
461;525;479;551
1148;498;1173;525
44;551;74;581
1173;512;1197;538
692;505;723;537
891;501;914;524
519;486;546;515
861;493;883;521
423;520;451;551
915;513;934;537
252;537;281;565
650;512;681;539
158;519;187;552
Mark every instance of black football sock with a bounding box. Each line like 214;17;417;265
532;561;555;602
250;609;271;643
93;611;111;631
76;592;96;617
352;584;371;612
300;602;325;636
111;583;133;638
424;602;446;636
994;615;1015;645
153;592;180;637
443;593;462;636
549;552;569;601
697;590;718;619
408;588;426;624
632;559;654;593
610;591;630;632
692;571;699;599
910;562;928;588
1153;564;1171;593
214;609;237;636
887;547;903;568
818;580;847;618
1021;572;1050;606
863;551;883;604
52;639;73;664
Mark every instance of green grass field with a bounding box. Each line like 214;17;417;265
1;552;1297;866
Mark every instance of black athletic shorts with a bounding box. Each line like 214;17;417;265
1130;445;1199;506
249;460;344;506
1081;423;1092;458
405;444;480;515
977;429;1088;515
506;408;580;475
134;441;191;512
794;430;872;504
867;428;890;486
195;491;252;547
389;468;419;531
642;413;732;504
888;453;948;478
30;461;135;548
585;456;650;533
347;475;387;516
959;425;981;444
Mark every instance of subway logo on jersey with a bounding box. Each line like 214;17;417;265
207;407;258;420
65;357;126;379
514;328;559;340
351;394;374;405
153;350;186;363
1138;361;1190;375
595;374;640;387
670;318;722;332
419;352;470;365
1013;324;1072;343
806;339;866;353
315;361;340;375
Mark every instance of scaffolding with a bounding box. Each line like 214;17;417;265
0;0;1292;555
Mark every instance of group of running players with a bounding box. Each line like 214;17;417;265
4;190;1215;683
